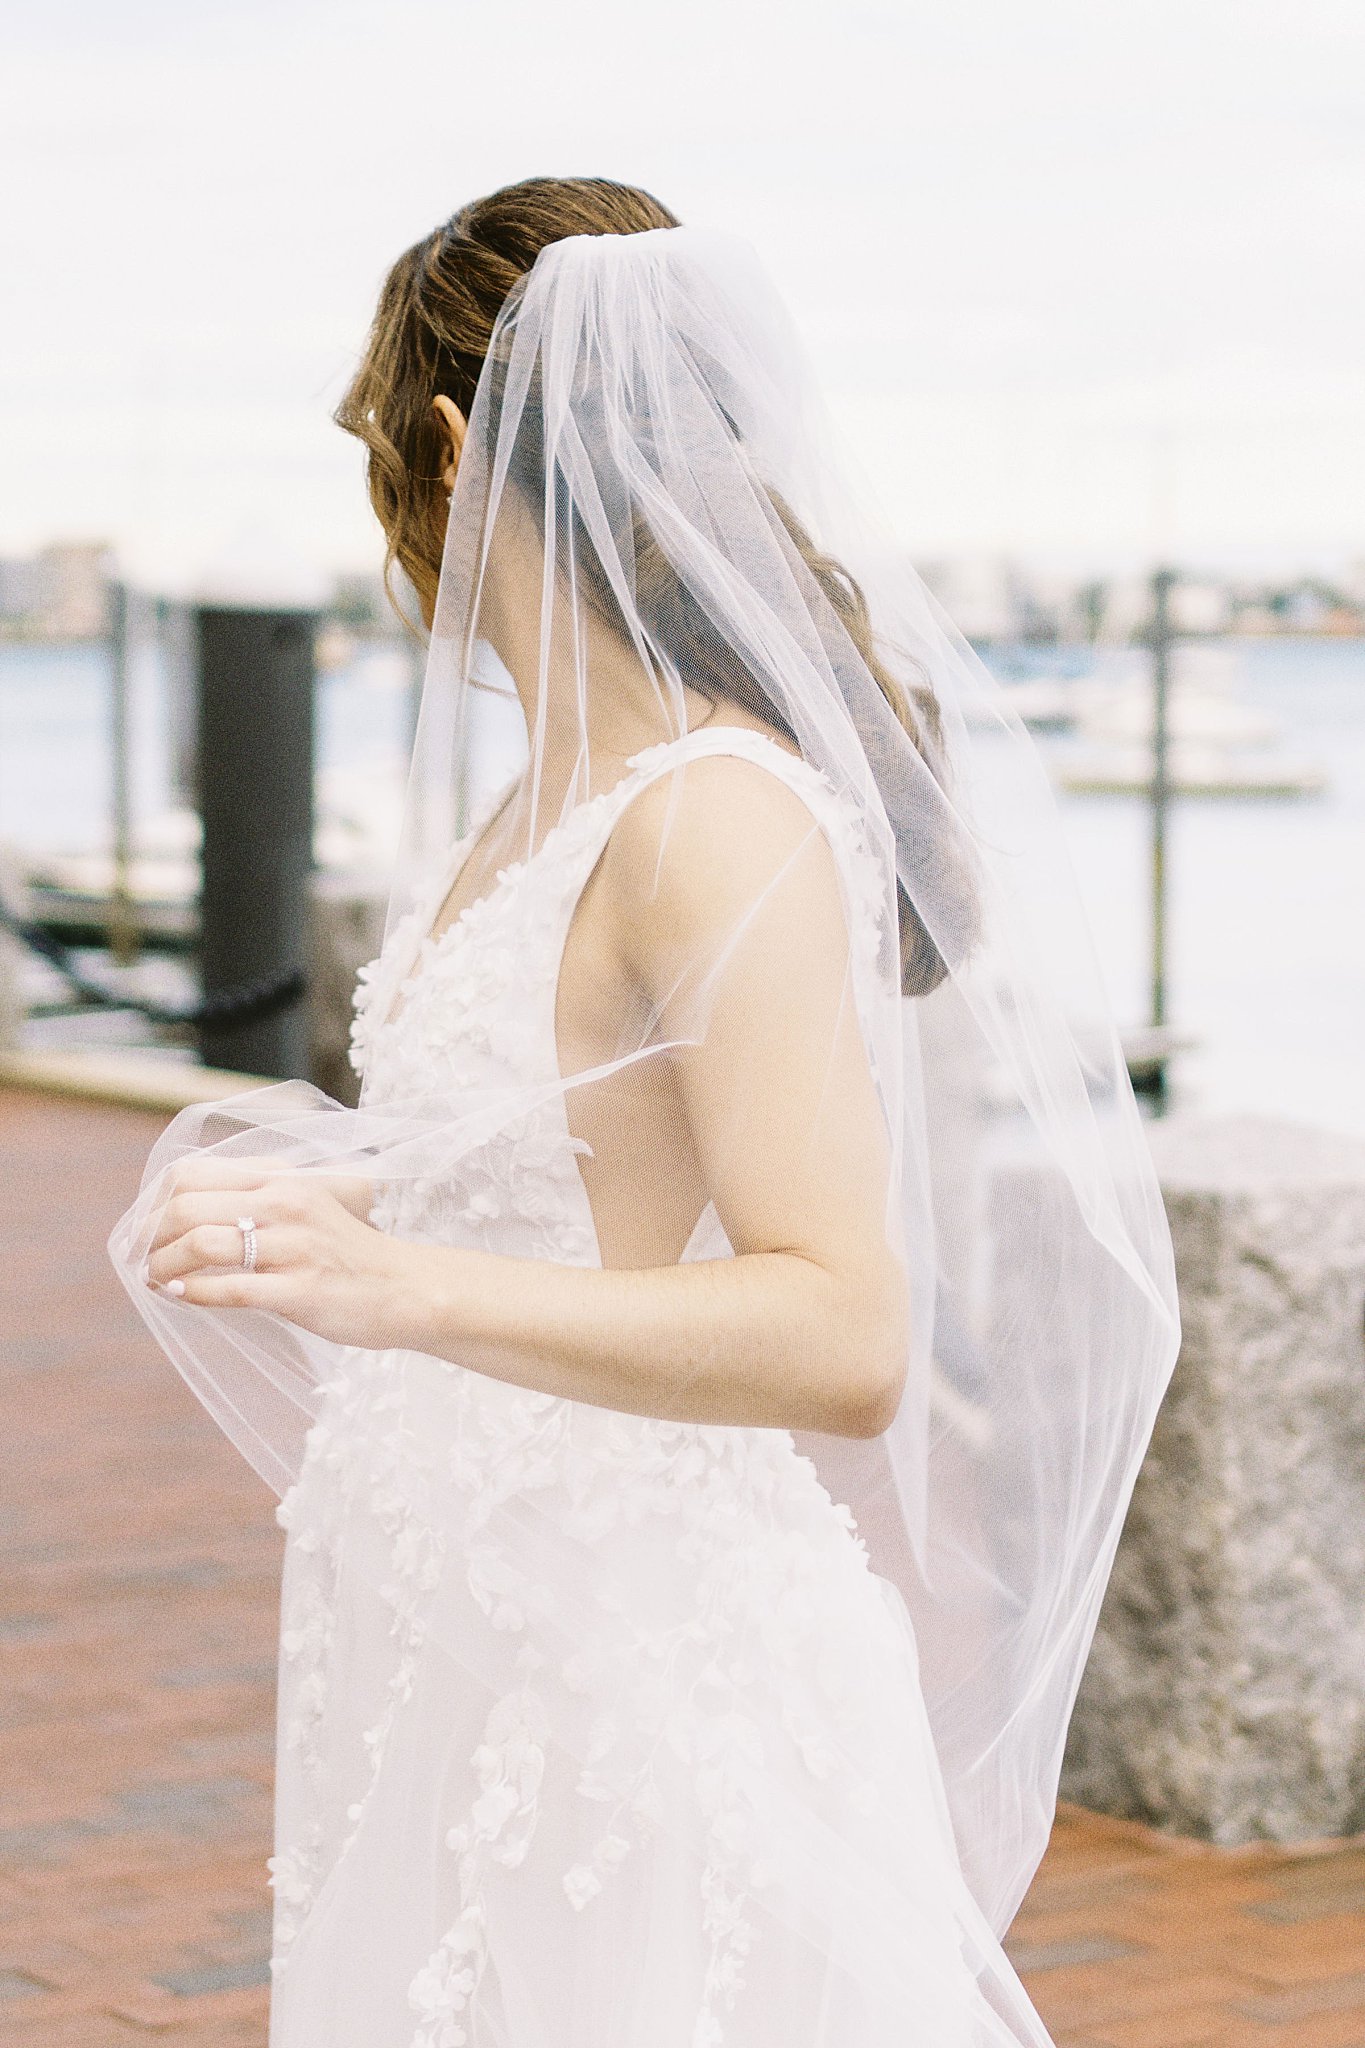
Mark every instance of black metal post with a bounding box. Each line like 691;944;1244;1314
1148;568;1174;1110
195;605;316;1078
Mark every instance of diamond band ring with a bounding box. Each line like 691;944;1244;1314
237;1215;258;1272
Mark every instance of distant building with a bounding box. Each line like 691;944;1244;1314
0;555;49;629
0;541;114;640
1171;582;1233;636
46;542;115;638
1;536;1358;652
1229;577;1365;636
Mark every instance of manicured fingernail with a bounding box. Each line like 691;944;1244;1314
166;1279;186;1297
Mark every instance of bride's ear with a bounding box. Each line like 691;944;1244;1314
432;395;468;494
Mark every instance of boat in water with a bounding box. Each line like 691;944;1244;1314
1043;646;1328;799
1054;741;1327;799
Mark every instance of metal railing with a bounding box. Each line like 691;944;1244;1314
0;895;305;1030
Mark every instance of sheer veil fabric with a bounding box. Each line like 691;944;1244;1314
110;223;1179;2042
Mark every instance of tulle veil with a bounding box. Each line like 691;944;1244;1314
109;219;1179;2034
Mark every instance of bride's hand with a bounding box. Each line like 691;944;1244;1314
143;1165;421;1350
148;1155;377;1220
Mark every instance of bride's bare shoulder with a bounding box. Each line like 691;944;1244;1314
601;726;838;964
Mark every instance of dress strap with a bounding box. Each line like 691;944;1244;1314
620;723;835;808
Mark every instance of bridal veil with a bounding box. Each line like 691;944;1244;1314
110;221;1180;1989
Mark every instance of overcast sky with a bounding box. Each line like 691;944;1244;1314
3;0;1363;589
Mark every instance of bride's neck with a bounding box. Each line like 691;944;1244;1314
483;590;709;800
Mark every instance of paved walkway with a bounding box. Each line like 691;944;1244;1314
3;1083;1364;2047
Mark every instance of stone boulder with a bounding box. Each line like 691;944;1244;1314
1061;1113;1365;1843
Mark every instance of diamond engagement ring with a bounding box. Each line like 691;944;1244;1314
237;1215;258;1272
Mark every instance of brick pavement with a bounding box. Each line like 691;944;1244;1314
2;1082;1364;2047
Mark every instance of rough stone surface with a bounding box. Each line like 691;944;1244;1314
1061;1112;1365;1844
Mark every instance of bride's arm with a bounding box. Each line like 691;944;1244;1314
466;755;909;1437
146;760;909;1439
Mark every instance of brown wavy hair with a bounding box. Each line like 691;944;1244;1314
336;175;957;994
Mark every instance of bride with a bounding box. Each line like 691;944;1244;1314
113;176;1179;2046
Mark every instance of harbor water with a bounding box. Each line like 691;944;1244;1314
1;634;1362;1139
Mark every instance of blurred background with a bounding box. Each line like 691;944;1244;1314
2;0;1363;1128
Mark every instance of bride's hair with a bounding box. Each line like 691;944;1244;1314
337;174;955;994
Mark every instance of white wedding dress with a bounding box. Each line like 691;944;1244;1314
106;224;1174;2048
265;727;1037;2048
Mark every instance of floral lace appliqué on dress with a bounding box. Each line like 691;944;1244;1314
265;730;984;2048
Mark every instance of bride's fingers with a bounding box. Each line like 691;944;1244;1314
153;1163;374;1220
149;1191;266;1253
161;1158;284;1196
148;1222;296;1287
149;1180;345;1253
148;1225;253;1286
155;1268;292;1311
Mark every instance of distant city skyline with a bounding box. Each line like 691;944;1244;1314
4;0;1364;591
5;535;1360;654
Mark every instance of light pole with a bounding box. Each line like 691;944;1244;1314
1149;567;1175;1098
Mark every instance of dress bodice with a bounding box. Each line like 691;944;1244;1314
269;728;988;2045
347;725;885;1272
